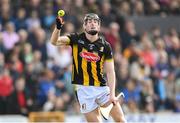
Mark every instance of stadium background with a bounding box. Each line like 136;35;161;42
0;0;179;122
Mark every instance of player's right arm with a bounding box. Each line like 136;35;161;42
50;28;70;46
50;16;70;46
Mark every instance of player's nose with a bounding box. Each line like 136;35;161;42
91;22;96;27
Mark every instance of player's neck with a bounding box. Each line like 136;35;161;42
85;32;99;42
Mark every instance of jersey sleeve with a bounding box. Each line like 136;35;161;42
104;42;113;62
67;33;78;46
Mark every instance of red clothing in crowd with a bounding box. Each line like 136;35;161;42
17;91;26;108
140;51;155;67
105;33;119;50
0;75;13;97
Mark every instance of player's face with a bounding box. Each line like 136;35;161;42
83;19;100;34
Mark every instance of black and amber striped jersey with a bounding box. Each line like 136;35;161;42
67;32;113;87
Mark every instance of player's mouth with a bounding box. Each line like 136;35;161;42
91;27;96;29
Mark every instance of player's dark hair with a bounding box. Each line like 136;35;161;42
83;13;101;25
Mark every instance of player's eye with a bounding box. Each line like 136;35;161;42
87;19;92;23
94;19;98;23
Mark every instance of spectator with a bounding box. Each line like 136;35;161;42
120;20;139;51
26;10;41;31
167;34;179;57
123;79;141;104
24;63;39;110
0;32;6;53
2;22;19;50
133;0;144;16
18;29;28;46
169;0;179;15
53;97;65;111
63;21;75;33
140;39;156;67
20;43;33;65
7;44;23;80
99;1;115;33
130;57;151;81
116;57;129;91
63;65;73;96
139;79;155;113
154;38;166;63
156;51;169;78
84;0;99;14
0;0;13;26
6;77;31;115
118;1;131;16
25;0;43;16
29;27;48;63
49;46;71;69
175;78;180;112
122;79;141;113
0;53;5;72
9;50;23;75
105;22;120;50
42;2;55;30
0;68;13;114
150;26;161;40
32;50;44;74
144;0;160;15
164;72;176;110
37;69;55;106
14;8;27;31
43;89;56;111
123;41;140;63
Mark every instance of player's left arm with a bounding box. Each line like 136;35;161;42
104;60;116;101
104;42;117;104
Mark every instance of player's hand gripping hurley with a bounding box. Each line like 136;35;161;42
100;92;125;120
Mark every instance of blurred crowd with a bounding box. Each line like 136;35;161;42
0;0;179;116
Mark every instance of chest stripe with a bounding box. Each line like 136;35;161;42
81;48;89;86
73;45;78;74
